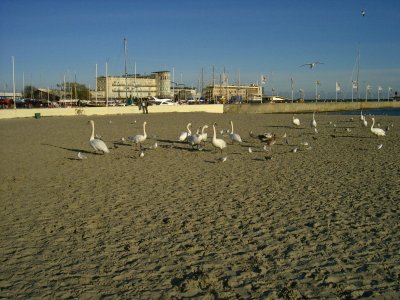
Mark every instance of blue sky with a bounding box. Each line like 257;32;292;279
1;0;399;99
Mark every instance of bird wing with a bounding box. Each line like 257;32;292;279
91;138;109;153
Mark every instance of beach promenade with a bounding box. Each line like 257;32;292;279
0;101;400;119
1;111;399;298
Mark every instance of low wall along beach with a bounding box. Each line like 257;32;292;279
0;101;399;119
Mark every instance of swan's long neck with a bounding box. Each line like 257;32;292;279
187;123;192;135
230;121;234;133
90;121;95;140
371;118;375;130
143;122;147;138
201;125;206;134
213;124;217;140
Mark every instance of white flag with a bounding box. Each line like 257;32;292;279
367;84;372;90
336;81;341;92
378;86;382;91
352;80;358;89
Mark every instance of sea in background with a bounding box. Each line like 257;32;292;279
329;107;400;116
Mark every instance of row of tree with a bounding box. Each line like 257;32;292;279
22;82;91;100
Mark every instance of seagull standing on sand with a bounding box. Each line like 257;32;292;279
300;61;324;69
77;152;88;160
88;120;110;154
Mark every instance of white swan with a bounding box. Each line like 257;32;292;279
178;123;192;141
292;115;300;126
89;120;110;154
310;112;317;129
200;125;208;144
370;118;385;137
360;110;365;121
129;121;147;149
187;126;203;149
212;122;227;153
229;120;242;143
362;118;368;127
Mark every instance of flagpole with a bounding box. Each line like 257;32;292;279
356;49;360;101
335;83;338;102
378;87;380;102
95;64;98;106
12;56;16;109
105;61;108;107
291;78;294;103
351;81;354;102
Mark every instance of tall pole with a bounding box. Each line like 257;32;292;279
95;63;98;105
212;65;215;103
315;80;318;103
335;84;338;102
63;74;66;106
105;61;108;107
388;87;391;101
378;87;380;102
124;38;128;101
291;78;294;103
351;82;354;102
356;49;360;101
172;67;175;101
134;62;137;99
201;67;204;99
12;56;16;109
22;71;25;99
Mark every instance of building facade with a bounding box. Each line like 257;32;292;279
93;71;171;100
202;84;262;103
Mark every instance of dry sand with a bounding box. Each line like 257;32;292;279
0;112;399;299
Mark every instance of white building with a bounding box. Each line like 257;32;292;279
92;71;171;100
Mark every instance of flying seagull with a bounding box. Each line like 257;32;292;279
300;61;324;69
361;10;366;17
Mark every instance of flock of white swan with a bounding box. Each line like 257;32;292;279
83;111;389;161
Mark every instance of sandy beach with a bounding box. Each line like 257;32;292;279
0;112;399;299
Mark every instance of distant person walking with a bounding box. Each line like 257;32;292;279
142;98;149;114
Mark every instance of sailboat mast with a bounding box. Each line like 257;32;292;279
124;38;128;100
356;49;360;101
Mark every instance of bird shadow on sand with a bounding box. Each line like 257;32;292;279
42;143;93;154
265;125;295;129
157;138;178;144
113;141;132;147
